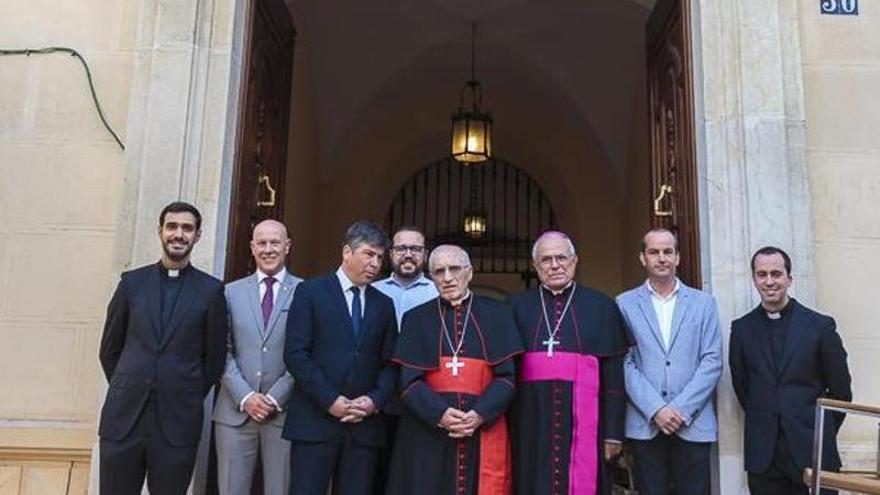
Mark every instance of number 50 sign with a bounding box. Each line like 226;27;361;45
821;0;859;15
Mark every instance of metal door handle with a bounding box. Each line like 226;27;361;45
653;184;673;217
257;173;276;207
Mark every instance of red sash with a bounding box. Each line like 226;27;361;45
424;357;510;495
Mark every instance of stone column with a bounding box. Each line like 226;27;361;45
693;0;814;492
89;0;245;492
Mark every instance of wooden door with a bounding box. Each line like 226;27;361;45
646;0;701;287
225;0;295;282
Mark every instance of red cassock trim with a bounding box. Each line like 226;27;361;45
425;357;511;495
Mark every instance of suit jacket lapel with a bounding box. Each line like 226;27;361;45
667;287;691;350
360;286;380;346
777;301;804;375
147;266;162;346
636;286;666;351
264;272;295;342
326;276;356;340
160;270;197;350
246;274;265;336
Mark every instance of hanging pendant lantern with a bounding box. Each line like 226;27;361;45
451;24;493;164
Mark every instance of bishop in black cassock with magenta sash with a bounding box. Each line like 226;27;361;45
386;245;523;495
510;232;631;495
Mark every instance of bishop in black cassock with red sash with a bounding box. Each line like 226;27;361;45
510;232;631;495
387;245;523;495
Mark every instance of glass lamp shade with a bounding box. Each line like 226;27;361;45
451;113;492;164
463;213;487;237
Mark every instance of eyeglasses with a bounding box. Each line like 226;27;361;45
392;244;425;255
536;254;574;268
430;265;470;279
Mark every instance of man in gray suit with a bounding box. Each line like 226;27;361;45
617;228;722;495
213;219;302;495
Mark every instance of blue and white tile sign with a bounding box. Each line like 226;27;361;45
821;0;859;15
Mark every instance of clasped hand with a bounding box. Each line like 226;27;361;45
653;406;685;435
438;408;484;438
243;393;277;423
328;395;375;423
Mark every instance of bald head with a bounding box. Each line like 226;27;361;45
250;219;291;276
254;219;289;240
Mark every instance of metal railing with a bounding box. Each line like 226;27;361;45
807;398;880;494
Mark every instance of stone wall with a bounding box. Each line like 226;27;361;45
799;0;880;468
0;1;137;491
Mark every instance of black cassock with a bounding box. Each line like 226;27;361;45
386;294;523;495
509;284;631;495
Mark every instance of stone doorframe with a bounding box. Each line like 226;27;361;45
97;0;816;493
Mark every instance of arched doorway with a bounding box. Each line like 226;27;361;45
385;157;557;296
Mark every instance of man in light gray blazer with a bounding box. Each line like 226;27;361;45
213;220;302;495
617;229;722;495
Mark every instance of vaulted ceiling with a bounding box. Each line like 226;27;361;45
287;0;655;181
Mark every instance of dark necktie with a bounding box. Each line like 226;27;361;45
351;286;362;337
262;276;276;327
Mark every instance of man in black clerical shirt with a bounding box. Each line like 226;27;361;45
98;201;228;495
730;246;852;495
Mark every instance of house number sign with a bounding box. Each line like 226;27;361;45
821;0;859;15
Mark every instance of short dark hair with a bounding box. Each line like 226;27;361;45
159;201;202;230
392;225;427;244
343;221;389;251
640;228;678;253
750;246;792;275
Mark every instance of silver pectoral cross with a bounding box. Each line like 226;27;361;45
445;356;465;376
543;337;560;357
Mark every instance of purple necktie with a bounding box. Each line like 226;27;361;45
262;277;276;327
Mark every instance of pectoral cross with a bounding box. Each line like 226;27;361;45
445;356;465;376
543;337;560;357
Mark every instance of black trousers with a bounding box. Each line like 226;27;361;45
371;413;399;495
99;397;198;495
289;431;378;495
748;430;837;495
630;434;711;495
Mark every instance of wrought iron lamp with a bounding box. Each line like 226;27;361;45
451;24;493;164
463;212;487;237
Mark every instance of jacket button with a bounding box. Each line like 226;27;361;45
662;391;667;397
262;347;268;353
666;361;671;366
256;371;262;377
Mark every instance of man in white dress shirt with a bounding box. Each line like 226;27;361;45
617;228;722;495
213;219;302;494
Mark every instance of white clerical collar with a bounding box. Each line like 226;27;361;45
257;269;286;284
541;281;574;296
646;278;680;301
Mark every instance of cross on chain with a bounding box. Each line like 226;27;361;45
543;337;561;357
445;355;465;376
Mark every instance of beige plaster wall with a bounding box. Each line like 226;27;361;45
799;0;880;457
0;0;135;451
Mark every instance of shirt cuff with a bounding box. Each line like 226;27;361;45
266;394;281;412
604;439;623;444
239;391;255;412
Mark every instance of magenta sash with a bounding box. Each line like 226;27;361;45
520;351;600;495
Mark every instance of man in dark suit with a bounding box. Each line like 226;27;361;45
284;221;398;495
730;246;852;494
98;201;228;494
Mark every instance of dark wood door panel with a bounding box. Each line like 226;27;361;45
647;0;701;287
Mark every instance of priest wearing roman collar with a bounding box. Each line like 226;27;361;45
509;231;633;495
386;244;523;495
